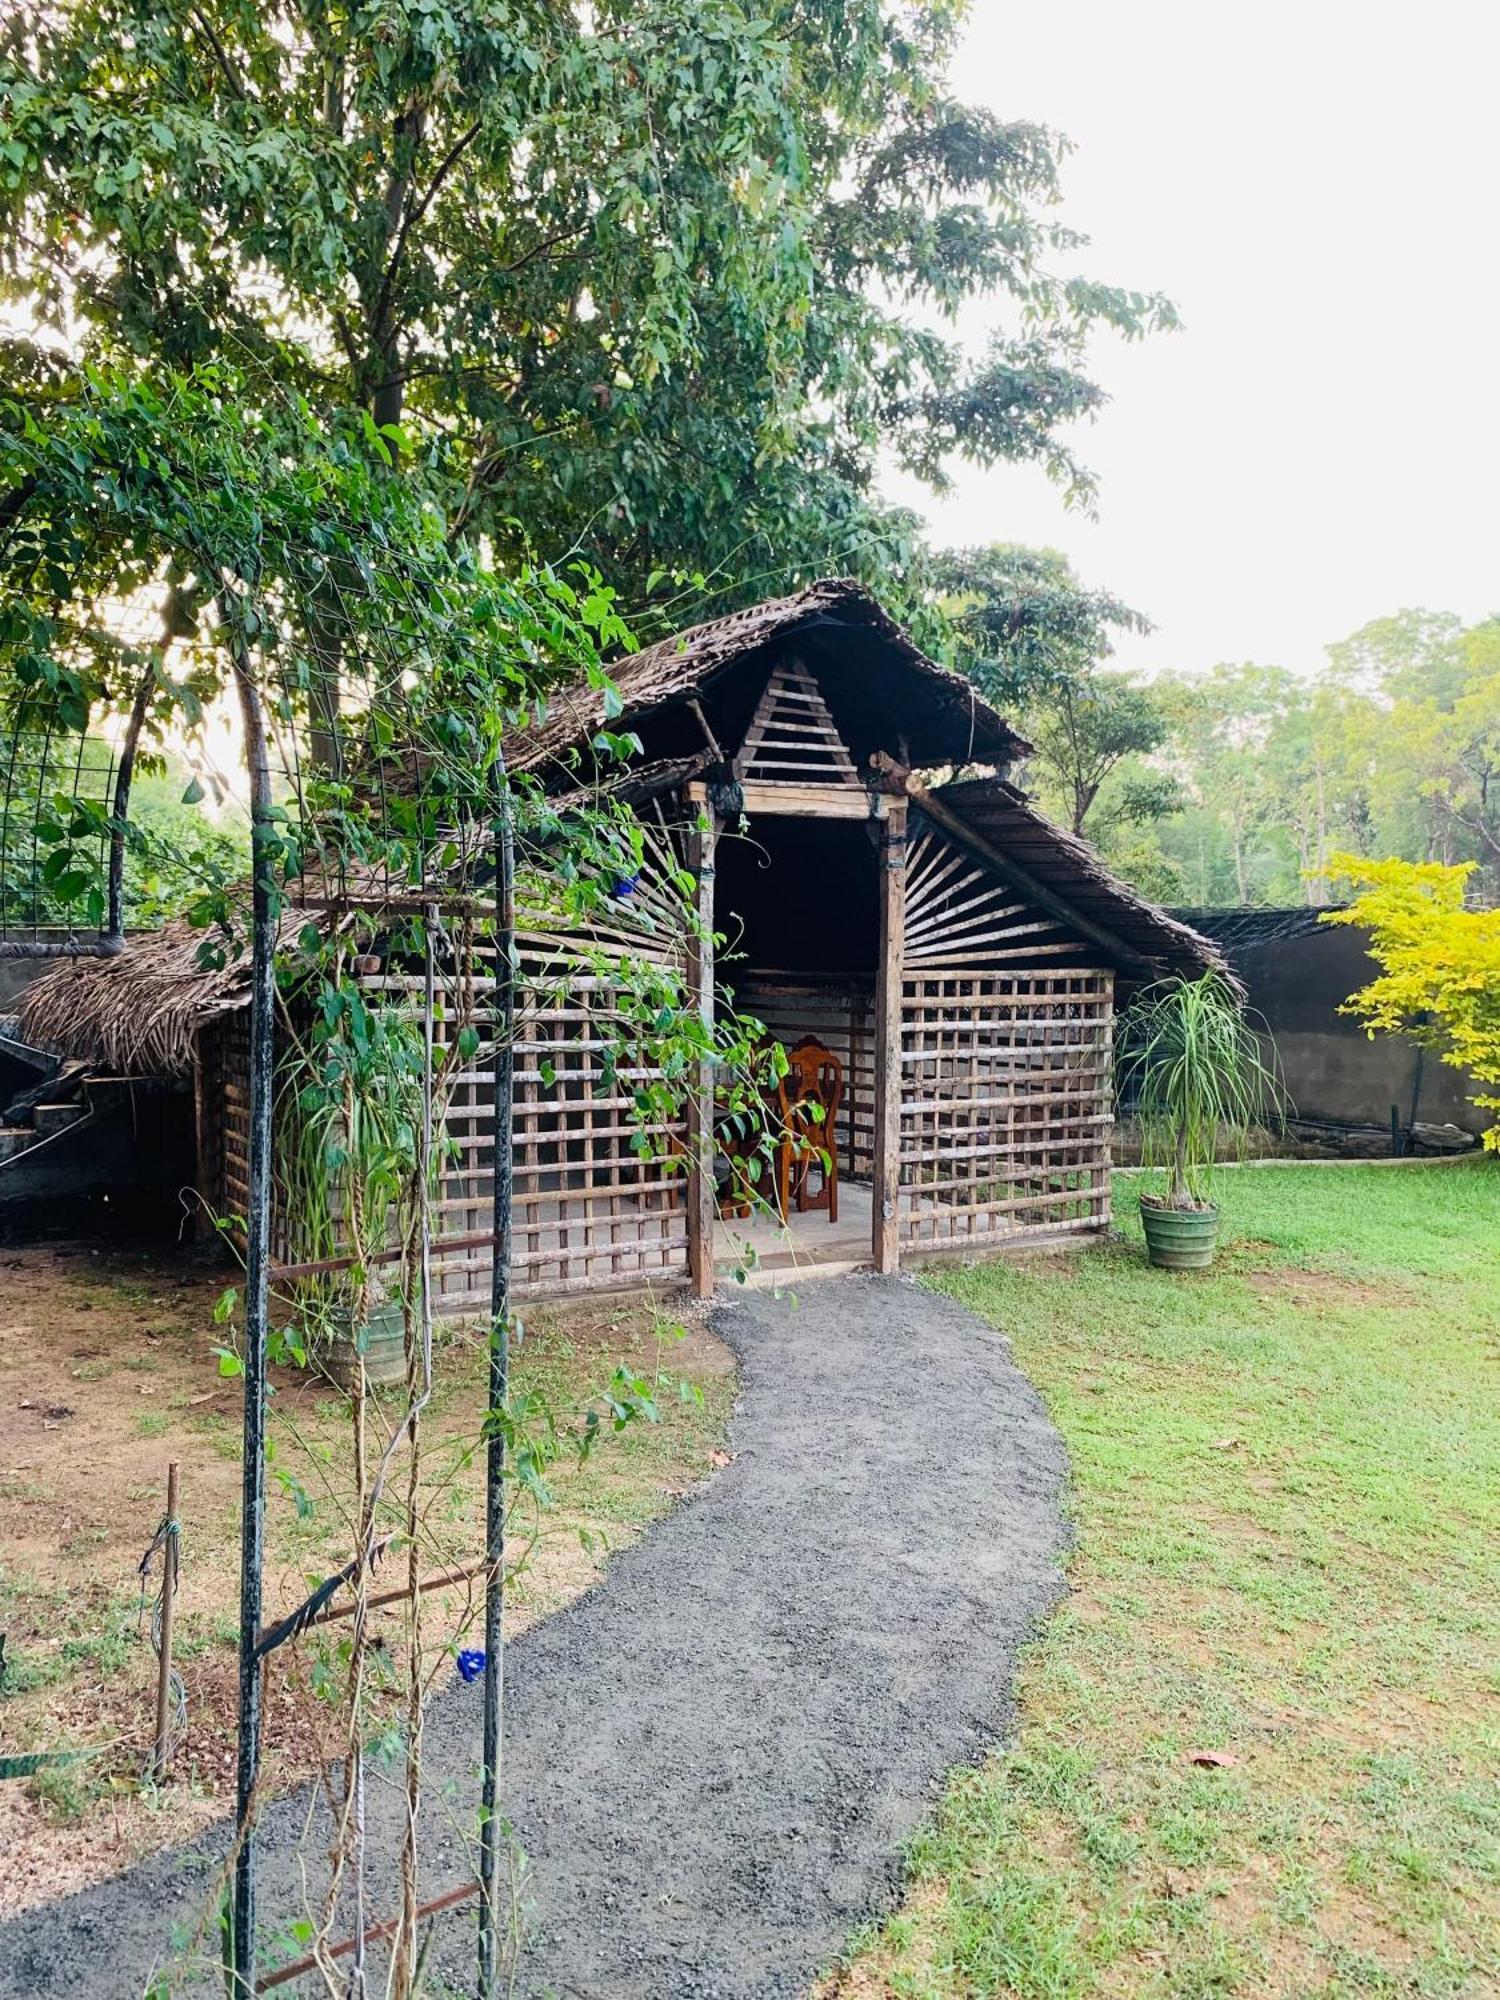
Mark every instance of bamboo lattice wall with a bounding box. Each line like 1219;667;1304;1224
899;819;1114;1253
202;819;694;1307
200;803;1122;1294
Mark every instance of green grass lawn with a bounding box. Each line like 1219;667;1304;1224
836;1159;1500;2000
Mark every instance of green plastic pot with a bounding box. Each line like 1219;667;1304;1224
1139;1197;1221;1271
319;1296;408;1392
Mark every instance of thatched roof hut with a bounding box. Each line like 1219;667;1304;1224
17;580;1221;1299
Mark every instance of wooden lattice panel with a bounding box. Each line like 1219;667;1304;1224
899;823;1114;1253
735;658;860;786
211;814;699;1310
427;815;695;1307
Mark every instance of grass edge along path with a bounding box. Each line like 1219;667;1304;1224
830;1159;1500;2000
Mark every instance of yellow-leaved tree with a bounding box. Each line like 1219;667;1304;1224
1322;856;1500;1149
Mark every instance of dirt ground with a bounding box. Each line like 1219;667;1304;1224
0;1240;734;1918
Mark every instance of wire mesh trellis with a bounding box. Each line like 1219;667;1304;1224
0;702;120;953
0;573;179;961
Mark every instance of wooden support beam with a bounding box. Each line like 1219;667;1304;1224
737;780;885;820
872;800;907;1274
686;803;719;1299
903;784;1159;978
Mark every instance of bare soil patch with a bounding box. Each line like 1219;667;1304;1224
0;1242;733;1917
1245;1266;1414;1309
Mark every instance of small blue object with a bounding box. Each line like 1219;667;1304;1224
610;874;639;900
456;1648;487;1684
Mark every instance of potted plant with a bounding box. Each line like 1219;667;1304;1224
1118;971;1284;1270
278;1032;421;1392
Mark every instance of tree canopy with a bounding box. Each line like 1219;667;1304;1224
2;0;1173;621
1134;612;1500;908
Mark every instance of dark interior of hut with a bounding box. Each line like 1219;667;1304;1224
710;810;880;1271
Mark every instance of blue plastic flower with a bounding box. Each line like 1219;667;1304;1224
456;1648;487;1684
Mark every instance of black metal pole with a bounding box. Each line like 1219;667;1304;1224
107;661;155;944
229;642;275;1996
478;774;515;1995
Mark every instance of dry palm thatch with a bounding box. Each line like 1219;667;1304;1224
16;905;288;1076
925;776;1231;987
15;815;697;1078
509;576;1029;776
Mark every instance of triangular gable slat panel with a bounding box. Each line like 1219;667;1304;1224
901;824;1101;972
734;659;860;786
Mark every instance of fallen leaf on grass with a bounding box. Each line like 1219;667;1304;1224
708;1449;734;1468
1189;1749;1238;1768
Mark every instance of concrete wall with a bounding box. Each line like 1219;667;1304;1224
1233;921;1485;1137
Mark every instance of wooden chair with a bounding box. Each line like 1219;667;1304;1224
714;1055;776;1220
715;1109;760;1220
774;1036;843;1224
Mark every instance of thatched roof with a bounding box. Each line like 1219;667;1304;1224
511;577;1028;776
14;825;696;1077
550;753;714;810
922;775;1228;984
17;588;1224;1076
1167;905;1342;956
16;911;261;1076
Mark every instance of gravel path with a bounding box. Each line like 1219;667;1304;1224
0;1273;1068;1998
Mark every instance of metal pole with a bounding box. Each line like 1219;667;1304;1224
107;662;155;944
152;1460;180;1784
229;641;275;1997
685;802;718;1299
478;777;515;1996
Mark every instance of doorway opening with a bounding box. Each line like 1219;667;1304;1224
711;809;880;1281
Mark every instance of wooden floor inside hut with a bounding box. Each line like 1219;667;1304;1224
714;1180;874;1284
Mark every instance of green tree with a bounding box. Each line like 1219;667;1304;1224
1326;608;1468;705
1;0;1174;618
938;544;1177;851
937;542;1150;707
1023;669;1178;840
1152;662;1387;908
1377;619;1500;891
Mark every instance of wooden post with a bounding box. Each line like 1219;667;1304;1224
152;1461;179;1784
189;1037;208;1242
686;794;719;1298
872;800;907;1274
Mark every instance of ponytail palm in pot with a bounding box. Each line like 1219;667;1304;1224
1118;971;1283;1270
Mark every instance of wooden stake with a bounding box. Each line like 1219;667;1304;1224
152;1461;179;1784
256;1879;480;1992
872;801;907;1274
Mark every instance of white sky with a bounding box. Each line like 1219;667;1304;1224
881;0;1500;678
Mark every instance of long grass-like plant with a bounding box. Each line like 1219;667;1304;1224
1118;971;1285;1210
